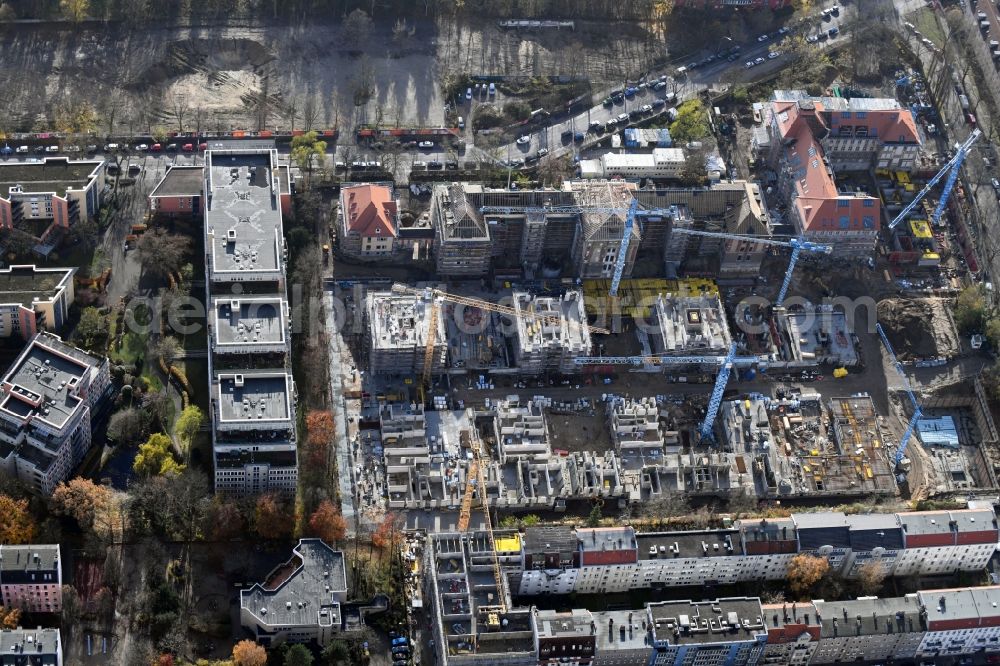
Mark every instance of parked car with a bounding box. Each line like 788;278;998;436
507;158;524;168
616;112;629;123
166;143;178;151
135;143;148;151
651;98;666;108
418;141;434;149
768;51;781;59
516;135;531;146
411;160;426;168
757;33;769;42
428;160;443;169
745;61;755;69
488;82;496;95
754;56;765;65
445;160;458;170
0;146;11;155
652;81;667;91
181;143;194;152
465;87;472;100
536;148;548;158
34;146;47;154
640;104;653;113
15;146;28;154
150;143;162;152
828;26;839;37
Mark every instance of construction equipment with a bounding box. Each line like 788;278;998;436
661;226;832;307
390;283;610;387
456;459;478;532
889;128;982;229
455;434;508;618
876;323;923;466
478;203;831;303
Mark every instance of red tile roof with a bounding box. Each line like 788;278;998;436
342;185;397;238
773;101;881;233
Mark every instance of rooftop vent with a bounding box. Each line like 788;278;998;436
234;374;245;388
227;229;237;243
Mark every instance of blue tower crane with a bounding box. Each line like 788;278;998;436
889;128;981;230
479;203;831;300
876;323;923;466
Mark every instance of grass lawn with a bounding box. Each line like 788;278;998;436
913;7;946;48
111;328;147;365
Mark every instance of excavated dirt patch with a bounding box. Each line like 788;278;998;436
876;298;960;360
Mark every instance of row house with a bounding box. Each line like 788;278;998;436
516;508;998;597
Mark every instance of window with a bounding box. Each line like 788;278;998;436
863;216;875;228
864;199;875;208
855;111;867;119
838;200;850;208
839;217;850;229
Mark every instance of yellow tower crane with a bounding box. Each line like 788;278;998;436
389;283;610;387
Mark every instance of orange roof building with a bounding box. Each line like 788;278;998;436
759;92;921;258
338;184;399;257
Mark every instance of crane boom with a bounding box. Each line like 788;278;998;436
889;129;981;229
876;323;923;464
479;203;830;301
390;284;610;335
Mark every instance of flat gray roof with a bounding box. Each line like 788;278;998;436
649;598;766;646
814;595;924;639
0;158;102;197
0;544;59;574
0;627;61;664
0;265;73;308
205;150;283;276
213;297;286;346
150;165;203;198
241;539;347;629
1;334;96;430
637;530;743;560
217;372;292;423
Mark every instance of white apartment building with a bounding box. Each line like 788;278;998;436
240;539;349;647
579;148;687;180
0;333;110;495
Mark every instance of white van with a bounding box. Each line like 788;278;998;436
458;116;465;129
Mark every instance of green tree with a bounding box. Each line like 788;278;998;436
174;406;204;454
669;99;710;143
59;0;88;22
133;433;185;477
290;130;327;184
955;285;987;333
587;504;602;527
283;644;314;666
75;307;108;352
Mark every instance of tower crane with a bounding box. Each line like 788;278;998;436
876;323;923;466
889;128;981;229
389;283;610;387
574;344;766;442
478;204;831;303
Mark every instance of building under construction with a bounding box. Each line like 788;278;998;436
365;289;447;376
511;290;592;374
429;181;772;282
721;394;897;500
650;292;732;357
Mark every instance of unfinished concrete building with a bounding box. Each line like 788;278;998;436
609;396;665;453
493;397;551;464
772;304;859;367
650;292;732;357
365;290;447;376
511;290;592;374
722;394;897;500
380;406;483;511
426;532;533;666
431;185;493;277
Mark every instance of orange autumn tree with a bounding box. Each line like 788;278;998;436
0;495;35;544
308;500;347;544
50;477;112;529
254;493;292;539
372;511;403;549
305;410;334;467
232;639;267;666
0;606;21;629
